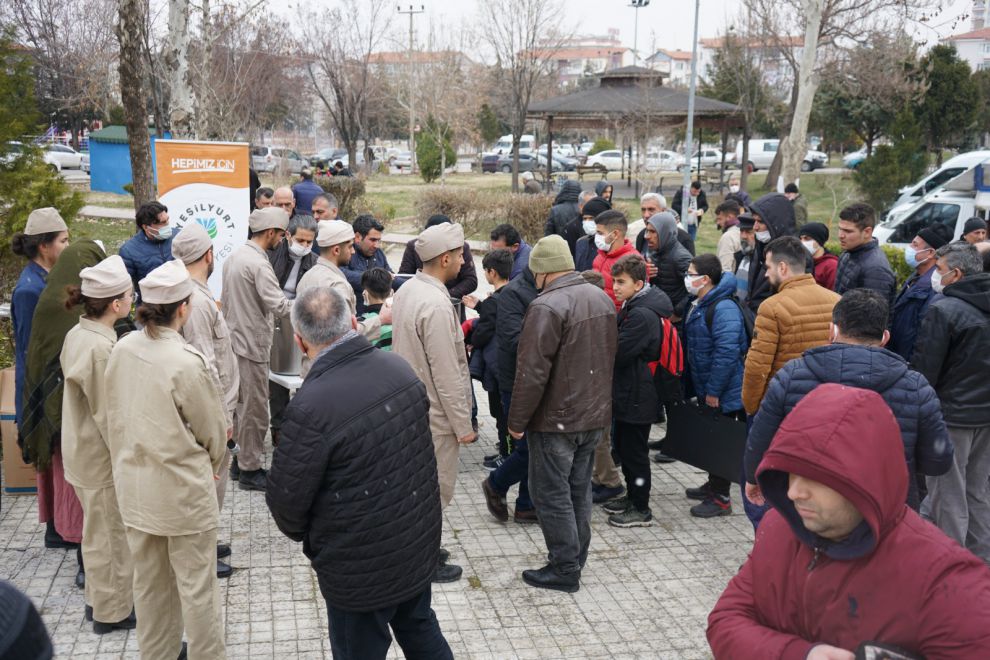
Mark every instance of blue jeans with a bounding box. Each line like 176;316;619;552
742;414;770;529
687;223;698;241
489;392;532;510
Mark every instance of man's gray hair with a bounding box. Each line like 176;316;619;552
641;192;666;208
315;192;339;209
288;214;318;236
291;286;352;347
578;190;596;204
936;241;984;276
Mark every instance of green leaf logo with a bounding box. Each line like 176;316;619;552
196;217;218;239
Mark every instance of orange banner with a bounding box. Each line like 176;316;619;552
155;140;249;196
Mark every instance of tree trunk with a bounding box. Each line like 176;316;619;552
165;0;195;138
780;0;824;188
194;0;212;139
117;0;155;209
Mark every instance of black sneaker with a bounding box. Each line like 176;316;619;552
685;483;713;501
217;559;233;579
690;495;732;518
652;452;677;464
238;468;267;492
229;456;240;482
647;439;664;451
484;455;507;470
602;496;632;515
592;484;625;504
93;609;137;634
608;508;653;528
433;561;463;583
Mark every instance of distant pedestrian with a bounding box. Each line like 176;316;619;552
834;203;896;309
521;170;542;194
783;183;807;226
671;181;708;242
724;175;751;210
543;179;582;237
961;216;988;244
267;286;452;660
797;222;838;290
291;167;324;214
509;235;617;593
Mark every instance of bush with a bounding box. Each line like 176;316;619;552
854;109;927;215
588;138;616;155
416;118;456;184
315;174;367;220
416;188;553;243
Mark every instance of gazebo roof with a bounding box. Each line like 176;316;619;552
528;67;741;129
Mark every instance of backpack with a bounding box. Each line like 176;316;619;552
648;315;685;404
704;296;755;354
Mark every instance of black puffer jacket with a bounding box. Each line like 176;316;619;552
266;336;441;612
496;268;539;394
544;180;582;237
911;273;990;427
747;193;797;314
613;285;673;424
833;238;897;310
639;212;692;317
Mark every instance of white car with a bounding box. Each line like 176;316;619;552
251;146;307;174
391;151;413;170
3;141;62;171
644;150;685;171
733;139;827;172
45;144;86;170
687;148;724;168
585;150;625;172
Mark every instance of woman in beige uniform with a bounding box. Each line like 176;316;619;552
60;254;136;634
105;259;228;660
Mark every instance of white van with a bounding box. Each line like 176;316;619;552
492;134;536;156
889;150;990;211
875;162;989;247
733;139;828;172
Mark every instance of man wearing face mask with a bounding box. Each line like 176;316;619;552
798;222;838;290
119;201;174;302
574;196;611;271
745;193;798;315
888;224;952;361
724;175;751;210
911;242;990;564
561;190;596;257
592;211;640;311
268;214;318;300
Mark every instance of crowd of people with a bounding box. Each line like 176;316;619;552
7;167;990;659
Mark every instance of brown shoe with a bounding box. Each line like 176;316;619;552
513;508;538;524
482;478;508;522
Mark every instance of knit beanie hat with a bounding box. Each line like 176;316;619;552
582;196;612;219
963;216;987;236
528;235;574;273
798;222;829;248
917;223;952;250
0;581;53;660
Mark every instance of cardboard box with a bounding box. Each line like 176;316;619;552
1;367;37;494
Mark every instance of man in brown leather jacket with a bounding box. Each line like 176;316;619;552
508;235;617;593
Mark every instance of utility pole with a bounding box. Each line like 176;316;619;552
629;0;650;66
398;4;425;173
681;0;701;225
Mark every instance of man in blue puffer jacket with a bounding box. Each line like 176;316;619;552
745;288;952;511
683;254;749;518
118;200;174;302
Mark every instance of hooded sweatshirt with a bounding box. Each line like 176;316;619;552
641;212;692;317
746;193;796;314
708;383;990;659
595;179;613;201
543;179;582;238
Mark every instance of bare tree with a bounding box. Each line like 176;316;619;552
163;0;194;137
117;0;154;208
298;0;391;168
479;0;567;192
745;0;928;188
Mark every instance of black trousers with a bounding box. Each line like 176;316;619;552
487;389;509;456
269;382;290;434
326;586;452;660
614;420;652;511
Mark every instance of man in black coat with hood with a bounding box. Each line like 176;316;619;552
746;193;798;314
267;286;452;659
544;179;583;238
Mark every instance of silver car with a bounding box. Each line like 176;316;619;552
251;146;308;174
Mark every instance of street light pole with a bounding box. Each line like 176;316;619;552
398;4;425;173
629;0;650;66
681;0;701;228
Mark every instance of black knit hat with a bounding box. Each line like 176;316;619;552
581;196;612;219
0;581;53;660
963;216;987;236
917;223;953;250
737;212;755;230
798;222;829;247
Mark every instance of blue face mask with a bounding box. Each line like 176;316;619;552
904;245;930;269
154;224;173;241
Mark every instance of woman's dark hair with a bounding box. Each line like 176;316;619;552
11;231;61;260
64;284;123;318
135;296;189;339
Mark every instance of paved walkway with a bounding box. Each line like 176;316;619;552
1;400;753;659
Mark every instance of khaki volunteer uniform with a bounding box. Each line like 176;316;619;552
106;327;228;660
222;241;290;472
392;229;473;508
61;317;134;624
181;279;239;508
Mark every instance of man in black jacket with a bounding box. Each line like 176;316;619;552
640;211;691;320
398;214;478;320
834;202;896;309
671;181;709;242
544;179;583;238
267;286;451;660
911;242;990;565
746;193;797;314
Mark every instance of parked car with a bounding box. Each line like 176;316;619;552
888;150;990;211
552;154;578;171
308;148;344;168
45;144;86;170
391;151;413;170
733;139;827;172
3;141;63;172
252;146;308;174
687;148;724;169
480;154;499;173
492;134;536;156
585;149;625;172
497;153;537;173
644;150;685;171
843;147;868;170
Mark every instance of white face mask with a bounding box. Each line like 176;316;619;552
729;185;740;193
582;220;597;236
756;230;771;243
801;239;817;255
931;269;948;294
594;232;613;252
288;241;310;257
684;275;704;295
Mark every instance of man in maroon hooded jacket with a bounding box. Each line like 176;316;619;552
708;383;990;659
